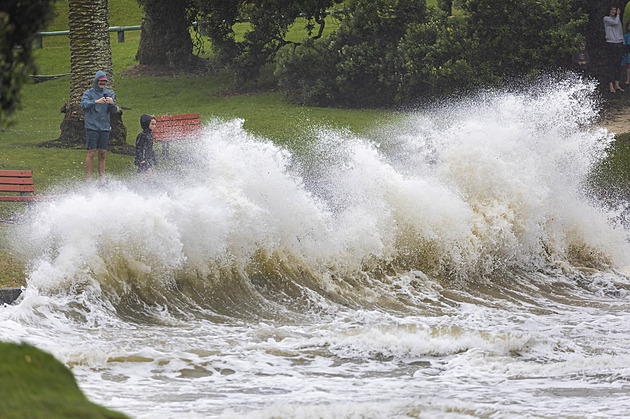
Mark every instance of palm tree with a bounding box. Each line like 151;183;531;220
42;0;129;154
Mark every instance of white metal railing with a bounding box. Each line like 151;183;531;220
35;25;142;48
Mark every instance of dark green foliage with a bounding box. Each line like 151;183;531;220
460;0;587;76
436;0;452;15
395;13;493;102
197;0;343;81
276;0;589;107
0;0;55;128
276;0;429;106
275;37;338;105
0;341;129;418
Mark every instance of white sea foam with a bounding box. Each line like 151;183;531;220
4;76;630;418
11;77;627;302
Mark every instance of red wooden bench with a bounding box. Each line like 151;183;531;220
153;113;203;158
0;170;52;204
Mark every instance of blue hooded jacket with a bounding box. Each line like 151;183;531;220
80;70;117;131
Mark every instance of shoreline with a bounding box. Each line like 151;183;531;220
1;96;629;303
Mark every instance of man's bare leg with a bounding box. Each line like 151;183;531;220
97;148;107;182
85;149;97;182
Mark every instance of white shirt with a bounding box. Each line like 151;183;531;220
604;14;623;44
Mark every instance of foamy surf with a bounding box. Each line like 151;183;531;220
3;76;630;418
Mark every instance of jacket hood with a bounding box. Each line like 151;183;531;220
140;114;153;130
93;70;108;90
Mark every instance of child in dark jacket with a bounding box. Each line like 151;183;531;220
135;114;158;175
572;42;590;73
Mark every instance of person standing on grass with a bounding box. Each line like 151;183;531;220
135;114;158;177
604;5;625;93
80;70;117;182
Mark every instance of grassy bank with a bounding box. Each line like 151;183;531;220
0;341;129;419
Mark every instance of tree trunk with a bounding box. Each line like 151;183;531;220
136;0;197;69
40;0;131;154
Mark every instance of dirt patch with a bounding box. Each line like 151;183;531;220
598;86;630;135
119;61;211;79
119;63;179;78
601;108;630;135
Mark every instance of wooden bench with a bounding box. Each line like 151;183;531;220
0;170;52;204
153;113;203;159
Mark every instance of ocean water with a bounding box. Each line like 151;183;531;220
3;78;630;418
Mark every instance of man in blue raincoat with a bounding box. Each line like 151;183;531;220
80;70;117;182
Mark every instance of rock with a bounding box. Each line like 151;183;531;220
0;287;23;305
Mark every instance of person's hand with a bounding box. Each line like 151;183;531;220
96;97;106;104
105;97;114;104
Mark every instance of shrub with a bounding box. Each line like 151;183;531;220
276;0;588;107
276;0;429;107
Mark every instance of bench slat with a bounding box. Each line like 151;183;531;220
155;113;199;121
154;120;201;128
154;134;201;140
0;170;33;177
171;113;199;120
154;131;201;136
154;126;201;135
0;185;36;193
0;195;52;202
0;177;34;185
154;129;201;136
155;139;200;143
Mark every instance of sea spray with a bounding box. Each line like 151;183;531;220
9;76;630;310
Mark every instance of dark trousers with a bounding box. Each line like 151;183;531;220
606;42;624;83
